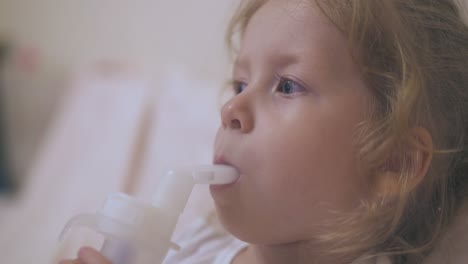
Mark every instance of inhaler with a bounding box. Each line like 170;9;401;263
60;165;239;264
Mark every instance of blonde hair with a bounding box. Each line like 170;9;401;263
226;0;468;263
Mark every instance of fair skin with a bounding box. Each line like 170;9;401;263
60;0;375;263
212;0;373;263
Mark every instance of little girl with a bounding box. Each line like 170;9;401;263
60;0;468;263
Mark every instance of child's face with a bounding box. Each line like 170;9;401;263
212;0;373;245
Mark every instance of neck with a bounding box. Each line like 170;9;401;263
236;241;357;264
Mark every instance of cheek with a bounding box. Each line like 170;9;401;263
253;114;366;214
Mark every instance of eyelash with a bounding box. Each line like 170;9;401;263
231;77;306;95
276;78;306;95
232;80;247;95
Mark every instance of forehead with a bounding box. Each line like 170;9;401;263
236;0;355;79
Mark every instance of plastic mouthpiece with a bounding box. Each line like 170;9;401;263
191;165;239;184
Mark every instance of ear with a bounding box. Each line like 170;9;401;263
373;127;433;198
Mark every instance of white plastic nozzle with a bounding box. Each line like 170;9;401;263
151;165;238;217
191;165;239;184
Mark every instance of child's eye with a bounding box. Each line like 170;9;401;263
233;81;248;95
276;79;305;95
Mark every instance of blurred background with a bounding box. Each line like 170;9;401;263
0;0;235;194
0;1;237;263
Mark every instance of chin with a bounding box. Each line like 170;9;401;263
214;208;290;245
214;206;255;242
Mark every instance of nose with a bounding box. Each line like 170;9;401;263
220;93;254;133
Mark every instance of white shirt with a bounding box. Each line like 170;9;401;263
163;217;392;264
163;217;247;264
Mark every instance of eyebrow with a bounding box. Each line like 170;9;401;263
233;57;250;72
234;52;302;71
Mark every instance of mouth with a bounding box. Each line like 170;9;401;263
213;155;241;172
211;155;241;189
213;155;232;166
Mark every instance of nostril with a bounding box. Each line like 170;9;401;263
230;119;241;130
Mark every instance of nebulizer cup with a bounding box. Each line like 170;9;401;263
60;165;238;264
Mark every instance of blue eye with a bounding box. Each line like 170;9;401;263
277;79;305;94
233;81;247;95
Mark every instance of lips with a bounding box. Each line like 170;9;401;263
214;154;241;169
213;155;230;166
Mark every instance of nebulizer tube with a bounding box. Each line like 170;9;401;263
60;165;239;264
